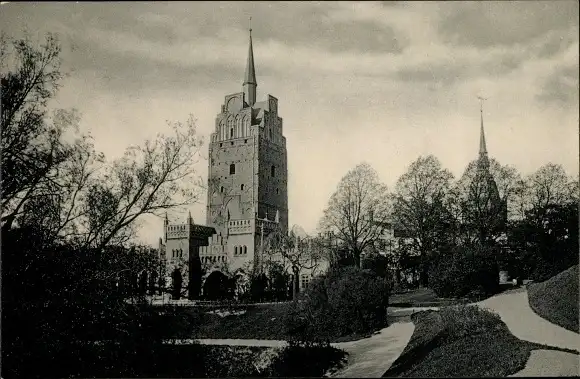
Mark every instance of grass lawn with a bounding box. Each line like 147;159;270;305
527;264;579;333
195;303;292;340
382;305;579;377
389;284;519;308
189;302;394;342
389;287;477;308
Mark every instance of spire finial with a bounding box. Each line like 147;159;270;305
478;95;487;114
249;16;252;35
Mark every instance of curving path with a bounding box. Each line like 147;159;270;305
330;321;415;378
476;289;579;352
166;288;578;377
173;321;415;378
477;288;580;377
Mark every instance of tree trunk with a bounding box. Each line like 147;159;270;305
292;267;299;299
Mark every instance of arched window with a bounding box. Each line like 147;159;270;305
230;128;234;138
230;164;236;175
276;188;279;194
220;186;224;193
235;246;238;255
243;246;247;255
271;165;276;177
241;184;244;191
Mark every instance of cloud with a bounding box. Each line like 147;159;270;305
1;1;578;245
437;1;579;48
536;65;579;107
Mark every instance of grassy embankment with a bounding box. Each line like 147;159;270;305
382;305;578;377
527;264;579;333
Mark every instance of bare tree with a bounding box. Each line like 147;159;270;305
455;158;521;208
263;226;323;298
319;162;391;268
525;163;577;216
391;155;455;286
1;33;81;231
79;116;205;250
1;32;206;250
454;158;518;245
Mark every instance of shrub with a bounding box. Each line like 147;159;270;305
429;244;500;299
267;343;348;377
439;305;503;341
326;266;389;335
285;277;336;345
285;266;389;343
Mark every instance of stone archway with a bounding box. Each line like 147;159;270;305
203;271;234;301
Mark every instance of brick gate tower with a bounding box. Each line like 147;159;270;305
201;25;289;274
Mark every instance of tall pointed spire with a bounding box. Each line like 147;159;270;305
479;98;488;156
477;96;490;170
243;17;257;106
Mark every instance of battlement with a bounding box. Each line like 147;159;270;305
227;218;253;235
256;217;278;233
200;233;227;256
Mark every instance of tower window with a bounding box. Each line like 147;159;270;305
271;165;276;177
230;164;236;175
220;186;224;193
276;188;279;194
230;128;234;138
219;143;223;147
243;246;247;255
241;184;244;191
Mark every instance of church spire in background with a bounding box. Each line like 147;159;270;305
243;17;257;106
477;96;490;170
478;96;488;157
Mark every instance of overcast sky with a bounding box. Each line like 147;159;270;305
2;1;578;246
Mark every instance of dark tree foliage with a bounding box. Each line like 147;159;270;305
285;266;389;344
1;225;194;378
171;268;183;300
203;271;234;300
188;256;203;300
429;243;500;299
268;261;291;301
250;273;269;302
508;202;578;282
